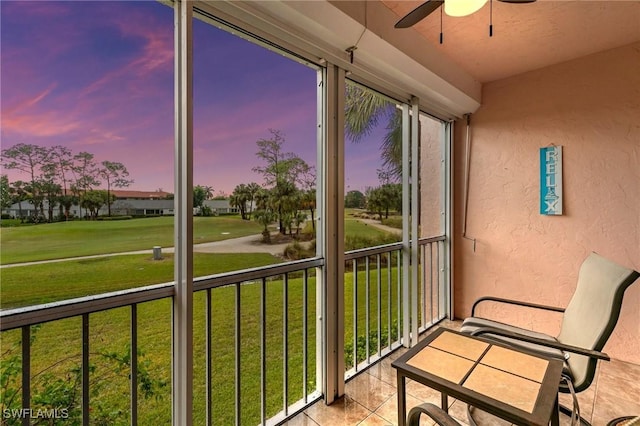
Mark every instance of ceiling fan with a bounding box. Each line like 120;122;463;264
394;0;536;29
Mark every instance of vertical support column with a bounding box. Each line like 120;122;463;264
444;121;454;319
315;69;324;402
410;98;420;344
173;1;193;425
322;64;345;403
401;104;410;347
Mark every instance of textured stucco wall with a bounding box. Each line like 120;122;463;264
452;42;640;363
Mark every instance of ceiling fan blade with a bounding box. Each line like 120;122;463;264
498;0;536;3
394;0;444;29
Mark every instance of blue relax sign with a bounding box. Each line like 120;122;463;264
540;146;563;215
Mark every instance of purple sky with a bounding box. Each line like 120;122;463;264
1;1;384;195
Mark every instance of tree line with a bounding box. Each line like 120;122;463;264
228;129;316;242
229;129;401;243
1;143;133;221
2;81;402;225
345;173;402;220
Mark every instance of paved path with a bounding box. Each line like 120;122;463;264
193;234;290;254
2;218;399;268
355;218;403;235
1;233;291;269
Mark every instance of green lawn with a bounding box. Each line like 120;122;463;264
0;216;262;264
0;252;281;309
0;214;405;425
1;265;401;425
1;275;319;425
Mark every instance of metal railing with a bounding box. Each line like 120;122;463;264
344;242;403;377
417;236;448;333
0;258;323;426
1;237;448;425
343;236;447;379
194;259;324;426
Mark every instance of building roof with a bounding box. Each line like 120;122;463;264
203;199;232;209
113;199;174;209
111;190;172;199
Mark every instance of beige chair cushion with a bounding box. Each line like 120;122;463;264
460;317;566;361
558;252;637;387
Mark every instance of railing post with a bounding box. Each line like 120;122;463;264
82;314;90;426
21;326;30;426
131;305;138;426
234;283;241;426
206;289;213;426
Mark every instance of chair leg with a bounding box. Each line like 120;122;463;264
559;403;591;426
408;403;462;426
466;405;478;426
466;404;590;426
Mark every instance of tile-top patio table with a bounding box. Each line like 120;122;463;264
392;327;564;426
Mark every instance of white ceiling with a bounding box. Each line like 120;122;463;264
381;0;640;83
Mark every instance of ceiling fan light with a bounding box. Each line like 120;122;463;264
444;0;488;17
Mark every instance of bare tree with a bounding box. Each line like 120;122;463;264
48;146;74;196
99;161;133;216
72;152;100;219
1;143;51;220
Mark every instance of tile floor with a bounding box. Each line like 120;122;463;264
285;320;640;426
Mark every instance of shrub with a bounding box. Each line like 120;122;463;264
26;215;46;224
283;240;316;260
0;219;23;228
344;320;399;370
96;215;133;221
381;216;402;229
0;329;167;426
200;205;213;217
344;233;400;252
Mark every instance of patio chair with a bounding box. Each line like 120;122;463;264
408;403;462;426
460;252;639;425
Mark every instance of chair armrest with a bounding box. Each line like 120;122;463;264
408;403;461;426
471;296;565;317
470;326;610;361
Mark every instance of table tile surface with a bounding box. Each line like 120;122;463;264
393;328;563;426
428;329;490;360
407;346;476;383
463;364;541;413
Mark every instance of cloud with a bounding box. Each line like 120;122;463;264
2;113;81;138
1;84;83;138
3;84;56;115
81;6;173;97
1;1;383;195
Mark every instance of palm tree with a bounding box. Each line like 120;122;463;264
299;188;316;231
294;211;307;235
246;182;261;218
345;83;402;180
230;184;250;220
253;210;275;243
203;185;214;200
269;179;298;235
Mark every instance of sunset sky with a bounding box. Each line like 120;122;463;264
1;1;385;195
